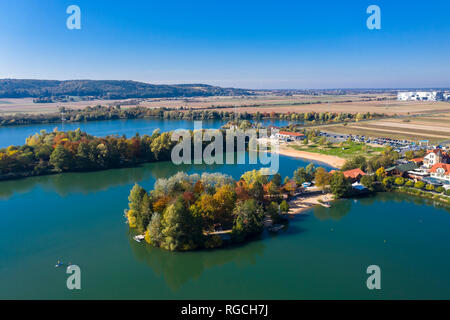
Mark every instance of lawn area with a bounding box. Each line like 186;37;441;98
290;141;384;159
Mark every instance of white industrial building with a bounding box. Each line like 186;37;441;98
397;91;437;101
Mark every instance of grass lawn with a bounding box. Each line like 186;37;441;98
290;141;384;159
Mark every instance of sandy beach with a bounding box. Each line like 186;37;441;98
287;192;334;215
277;146;346;169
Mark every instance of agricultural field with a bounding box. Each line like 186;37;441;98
317;112;450;144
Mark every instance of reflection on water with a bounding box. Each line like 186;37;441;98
0;161;229;200
313;199;352;221
127;231;266;291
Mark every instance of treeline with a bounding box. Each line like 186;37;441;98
0;105;386;126
0;128;177;180
0;79;251;99
0;127;263;181
126;170;292;251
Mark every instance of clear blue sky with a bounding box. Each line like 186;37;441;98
0;0;448;89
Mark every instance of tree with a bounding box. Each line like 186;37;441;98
279;200;289;214
294;167;311;185
414;181;425;189
145;213;163;246
161;197;202;251
425;184;434;191
314;167;331;191
382;177;394;190
271;173;282;188
436;186;445;193
266;201;280;223
360;174;375;191
330;172;351;198
342;155;367;171
305;163;316;177
394;177;405;186
232;199;264;242
375;167;386;180
213;184;236;225
405;180;414;187
49;144;71;171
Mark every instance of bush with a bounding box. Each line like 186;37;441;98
435;186;445;193
204;234;223;249
425;184;434;191
394;177;405;186
446;189;450;196
405;180;414;187
414;181;425;190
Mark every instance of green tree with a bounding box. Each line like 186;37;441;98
266;201;280;223
145;213;163;247
414;181;425;189
436;186;445;193
360;174;375;191
394;177;405;186
161;197;202;251
279;200;289;214
232;199;264;242
49;145;71;171
314;167;331;191
330;172;351;198
405;180;414;187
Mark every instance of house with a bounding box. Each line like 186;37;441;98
397;91;437;101
340;168;366;182
274;131;305;141
429;163;450;184
385;162;418;178
411;158;424;165
423;149;449;168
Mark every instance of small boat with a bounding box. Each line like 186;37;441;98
268;225;284;233
133;235;145;242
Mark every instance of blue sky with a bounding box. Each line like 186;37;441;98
0;0;449;89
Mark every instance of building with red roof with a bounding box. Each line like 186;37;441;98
429;163;450;183
342;168;366;181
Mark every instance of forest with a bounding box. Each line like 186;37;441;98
0;79;251;99
126;170;292;251
0;104;385;126
0;128;177;180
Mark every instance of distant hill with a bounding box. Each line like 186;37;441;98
0;79;252;99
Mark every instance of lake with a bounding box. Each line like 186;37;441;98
0;118;294;148
0;153;449;299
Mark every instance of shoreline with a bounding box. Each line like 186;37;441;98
287;191;334;215
276;146;346;169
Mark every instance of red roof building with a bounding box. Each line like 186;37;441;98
342;168;366;180
429;163;450;183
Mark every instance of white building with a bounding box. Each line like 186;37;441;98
429;163;450;184
273;131;305;141
397;91;437;101
423;149;449;168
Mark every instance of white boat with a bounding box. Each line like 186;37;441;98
133;235;145;242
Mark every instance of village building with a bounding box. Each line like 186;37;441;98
330;168;366;183
397;91;438;101
273;131;305;141
429;163;450;184
385;162;418;178
423;149;449;169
